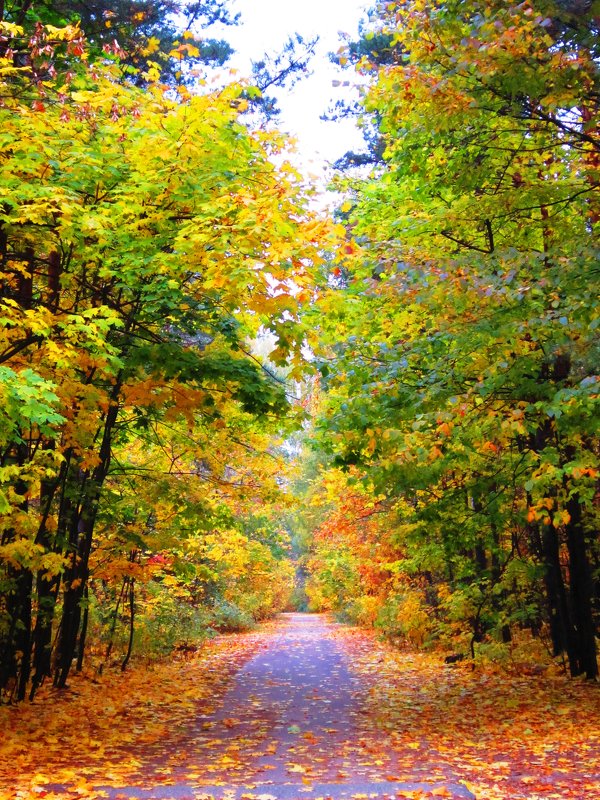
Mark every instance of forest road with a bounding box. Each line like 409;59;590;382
105;613;475;800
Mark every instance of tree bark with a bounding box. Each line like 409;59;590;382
564;494;598;679
54;395;121;689
121;578;135;672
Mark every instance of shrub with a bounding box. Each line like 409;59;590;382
375;590;433;646
209;599;255;632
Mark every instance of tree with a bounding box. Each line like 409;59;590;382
305;0;599;677
0;12;330;700
327;11;398;170
1;0;236;80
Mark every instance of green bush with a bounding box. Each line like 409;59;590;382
134;589;215;655
209;599;255;632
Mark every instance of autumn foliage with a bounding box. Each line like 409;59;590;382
303;0;599;679
0;4;327;702
0;4;598;799
0;0;597;757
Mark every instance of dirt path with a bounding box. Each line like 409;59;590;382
104;614;473;799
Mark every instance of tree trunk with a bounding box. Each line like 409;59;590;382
121;578;135;672
541;522;578;673
565;494;598;679
29;454;66;699
54;397;120;689
76;583;89;673
0;442;33;701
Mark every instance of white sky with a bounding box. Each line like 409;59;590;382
205;0;371;174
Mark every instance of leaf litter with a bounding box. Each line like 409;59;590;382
0;615;598;800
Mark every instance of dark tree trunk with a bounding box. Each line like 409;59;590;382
29;569;60;700
564;494;598;679
76;583;89;673
47;250;62;310
14;569;33;702
0;443;33;701
54;397;120;689
474;541;488;573
18;247;34;308
121;578;135;672
54;498;94;688
30;454;65;699
542;522;578;673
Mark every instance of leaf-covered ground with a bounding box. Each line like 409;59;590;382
341;626;600;800
1;615;598;800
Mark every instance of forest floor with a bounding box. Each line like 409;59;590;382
1;614;598;800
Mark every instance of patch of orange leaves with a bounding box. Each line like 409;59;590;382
0;626;273;799
337;626;600;800
1;618;598;800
